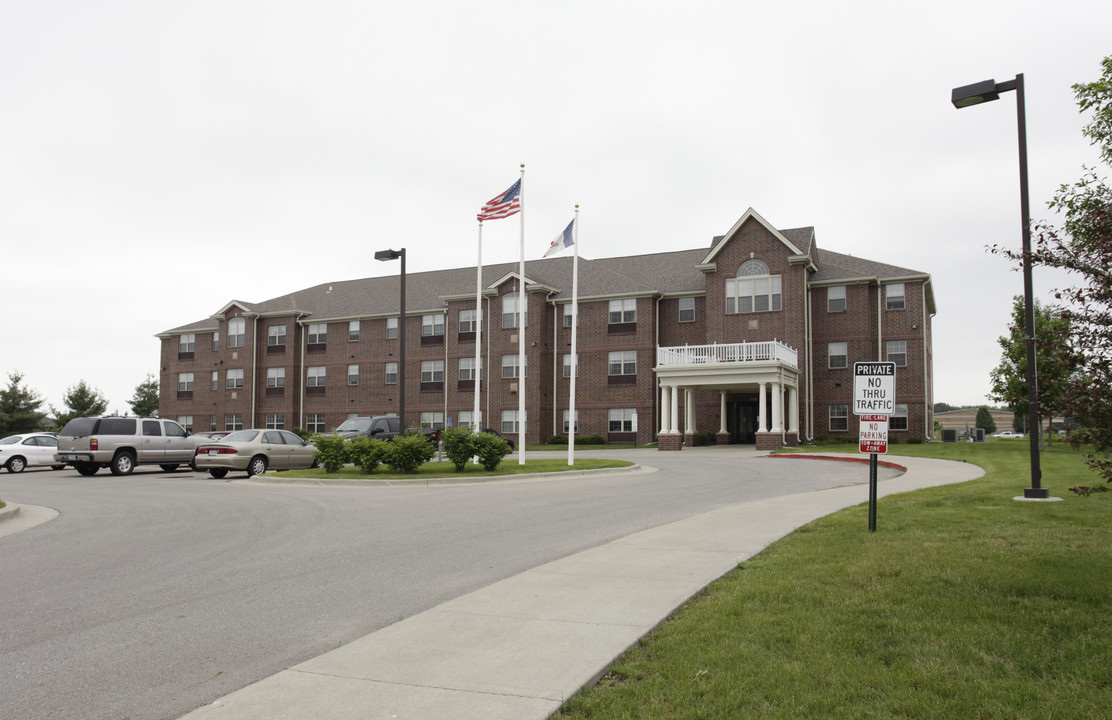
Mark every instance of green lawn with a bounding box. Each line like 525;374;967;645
274;456;634;481
558;441;1112;719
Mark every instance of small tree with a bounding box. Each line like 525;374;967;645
128;374;160;417
975;406;997;435
312;434;350;473
382;433;435;474
348;437;387;473
51;380;109;428
441;426;477;471
472;432;511;471
0;372;47;435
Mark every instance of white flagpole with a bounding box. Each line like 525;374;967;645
474;221;483;433
568;206;580;466
517;163;526;464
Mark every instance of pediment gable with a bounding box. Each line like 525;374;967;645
702;208;806;266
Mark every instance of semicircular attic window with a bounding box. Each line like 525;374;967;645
726;259;781;314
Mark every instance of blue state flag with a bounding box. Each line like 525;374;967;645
544;218;575;257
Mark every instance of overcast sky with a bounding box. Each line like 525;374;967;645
2;1;1109;415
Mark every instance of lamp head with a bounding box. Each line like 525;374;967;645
375;249;402;261
951;79;1000;109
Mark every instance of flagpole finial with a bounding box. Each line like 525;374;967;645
575;204;579;209
520;163;525;169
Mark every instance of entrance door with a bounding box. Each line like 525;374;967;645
726;402;758;444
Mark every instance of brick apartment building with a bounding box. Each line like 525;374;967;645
157;208;935;450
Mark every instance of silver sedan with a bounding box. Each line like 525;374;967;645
193;429;317;479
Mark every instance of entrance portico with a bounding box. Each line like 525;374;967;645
654;341;801;450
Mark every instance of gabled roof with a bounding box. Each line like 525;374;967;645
702;208;806;264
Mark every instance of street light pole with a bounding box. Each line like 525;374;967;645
952;73;1047;499
375;248;406;428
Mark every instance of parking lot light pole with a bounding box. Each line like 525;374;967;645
375;248;406;428
951;74;1047;499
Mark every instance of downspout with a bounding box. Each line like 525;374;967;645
803;267;813;442
299;320;306;431
251;315;259;428
552;303;558;437
877;282;883;360
922;282;931;439
655;295;661;440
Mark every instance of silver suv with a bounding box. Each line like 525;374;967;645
55;416;205;476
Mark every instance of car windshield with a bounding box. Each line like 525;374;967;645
0;436;21;445
334;418;372;433
220;430;261;443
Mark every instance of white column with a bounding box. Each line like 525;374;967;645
660;384;671;435
719;392;727;434
788;386;799;434
670;386;680;435
757;381;767;433
771;381;782;434
685;389;695;441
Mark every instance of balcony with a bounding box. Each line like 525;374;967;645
656;341;798;370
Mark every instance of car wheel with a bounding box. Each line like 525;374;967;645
52;464;66;470
6;456;26;473
159;464;180;472
75;463;99;476
208;468;229;479
110;452;136;476
246;455;268;477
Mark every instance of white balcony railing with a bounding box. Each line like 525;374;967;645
656;341;798;369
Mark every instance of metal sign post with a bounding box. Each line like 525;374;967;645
853;363;895;532
859;414;888;532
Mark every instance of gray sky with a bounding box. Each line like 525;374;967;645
2;1;1108;415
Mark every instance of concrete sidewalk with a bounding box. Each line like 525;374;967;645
180;456;984;720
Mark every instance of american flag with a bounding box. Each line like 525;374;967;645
477;179;522;221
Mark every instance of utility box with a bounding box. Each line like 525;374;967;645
942;429;958;443
972;428;986;443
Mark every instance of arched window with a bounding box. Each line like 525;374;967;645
725;260;781;313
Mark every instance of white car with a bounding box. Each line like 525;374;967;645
992;431;1024;438
1;432;65;473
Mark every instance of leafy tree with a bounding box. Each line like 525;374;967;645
987;296;1077;446
50;380;109;428
994;56;1112;490
975;406;997;435
0;372;47;436
128;374;160;417
441;426;477;471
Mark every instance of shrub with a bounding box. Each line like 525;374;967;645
577;435;606;445
442;426;477;471
547;435;569;445
695;431;717;446
383;433;435;474
290;427;315;442
908;436;923;444
312;434;350;473
473;432;511;471
348;437;387;473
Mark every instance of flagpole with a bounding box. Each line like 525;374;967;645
474;221;483;434
517;163;526;465
568;205;579;466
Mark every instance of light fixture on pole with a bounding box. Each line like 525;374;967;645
375;248;406;428
951;74;1047;499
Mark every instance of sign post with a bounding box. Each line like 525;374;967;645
853;363;896;532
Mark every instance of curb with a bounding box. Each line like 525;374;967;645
0;501;20;524
246;463;644;487
766;453;908;472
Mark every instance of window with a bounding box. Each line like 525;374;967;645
828;285;846;312
347;364;359;385
307;366;326;387
502;354;526;379
209;415;217;431
267;368;286;388
459;357;478;381
562;353;577;378
386;317;398;339
501;409;523;435
308;323;327;344
608;351;636;376
887;339;907;367
458;410;474;428
725;259;782;314
226;369;244;389
306;414;326;433
609;298;636;324
177;373;194;392
348;320;360;341
886;283;905;310
225;414;243;431
502;292;526;328
227;318;245;348
212;332;220;351
829;405;849;432
891;403;909;431
421;360;444;383
179;334;195;353
422;313;445;337
177;416;194;432
828;342;848;369
211;371;219;390
563;409;579;433
265;414;285;430
679;297;695;323
608;408;637;433
385;362;398;384
268;325;286;346
420;411;444;429
459;309;478;334
563;304;575;328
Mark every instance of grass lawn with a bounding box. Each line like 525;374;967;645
558;441;1112;719
274;456;634;481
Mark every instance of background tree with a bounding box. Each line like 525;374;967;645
974;406;997;435
994;56;1112;489
128;374;160;417
51;380;109;428
0;372;47;436
987;296;1077;445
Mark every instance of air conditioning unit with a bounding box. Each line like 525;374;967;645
510;383;518;393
